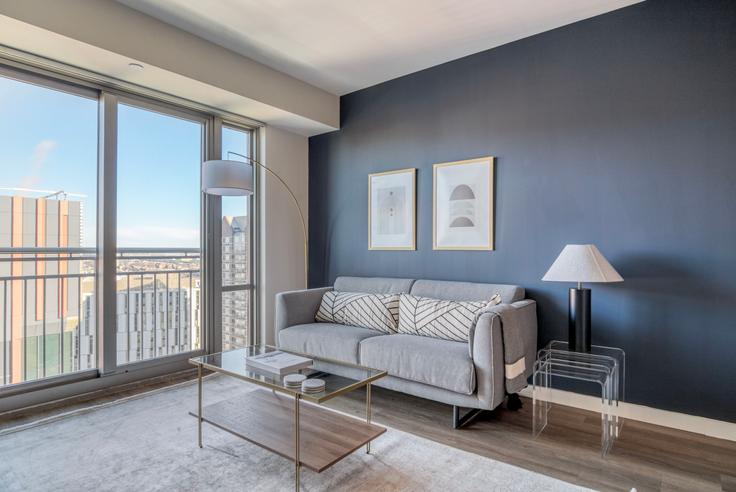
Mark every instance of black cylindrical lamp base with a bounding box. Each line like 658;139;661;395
568;288;591;352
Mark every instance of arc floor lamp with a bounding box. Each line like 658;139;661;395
202;152;308;288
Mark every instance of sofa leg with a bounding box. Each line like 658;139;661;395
452;406;484;429
507;393;522;411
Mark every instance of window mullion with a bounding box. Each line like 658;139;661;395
204;117;223;354
97;92;118;375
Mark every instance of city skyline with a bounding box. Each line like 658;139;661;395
0;191;205;384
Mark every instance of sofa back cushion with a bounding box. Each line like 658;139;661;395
315;291;399;334
397;293;501;342
410;279;524;304
334;276;415;295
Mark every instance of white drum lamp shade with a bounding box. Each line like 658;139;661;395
202;159;254;196
542;244;623;284
200;155;309;289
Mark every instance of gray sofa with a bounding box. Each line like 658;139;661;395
275;276;537;427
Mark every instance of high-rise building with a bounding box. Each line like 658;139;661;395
79;277;200;364
0;194;83;384
222;215;249;350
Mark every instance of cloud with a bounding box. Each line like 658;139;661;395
33;139;57;162
117;225;200;248
19;139;58;189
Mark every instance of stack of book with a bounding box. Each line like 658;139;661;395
245;351;313;376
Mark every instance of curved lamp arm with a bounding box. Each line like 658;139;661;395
227;151;308;288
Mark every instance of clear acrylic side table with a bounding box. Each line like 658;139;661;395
532;340;625;456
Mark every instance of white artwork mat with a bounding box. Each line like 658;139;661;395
434;158;493;250
369;169;415;249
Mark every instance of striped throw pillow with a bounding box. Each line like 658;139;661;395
315;291;400;334
398;293;501;342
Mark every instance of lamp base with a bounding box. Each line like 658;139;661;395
569;288;591;352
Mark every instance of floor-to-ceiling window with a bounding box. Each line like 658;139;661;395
220;125;255;349
0;62;258;395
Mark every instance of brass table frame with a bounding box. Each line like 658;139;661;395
190;346;386;491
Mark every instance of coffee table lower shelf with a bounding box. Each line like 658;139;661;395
193;388;386;472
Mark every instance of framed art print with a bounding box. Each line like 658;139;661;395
433;157;494;250
369;168;416;250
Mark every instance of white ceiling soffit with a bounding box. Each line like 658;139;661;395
118;0;642;96
0;22;331;136
0;0;338;136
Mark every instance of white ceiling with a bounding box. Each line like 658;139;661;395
117;0;640;96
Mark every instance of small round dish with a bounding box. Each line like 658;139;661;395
284;373;307;387
301;378;325;393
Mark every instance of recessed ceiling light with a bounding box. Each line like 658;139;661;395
128;62;144;71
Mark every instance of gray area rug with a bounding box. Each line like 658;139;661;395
0;375;589;491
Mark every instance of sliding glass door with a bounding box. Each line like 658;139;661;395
115;101;205;364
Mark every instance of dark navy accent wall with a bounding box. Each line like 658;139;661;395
308;0;736;422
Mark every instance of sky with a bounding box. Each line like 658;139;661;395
0;74;249;248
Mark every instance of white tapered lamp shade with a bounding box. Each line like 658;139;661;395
542;244;623;284
202;159;254;196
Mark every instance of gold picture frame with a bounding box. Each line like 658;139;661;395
368;168;416;250
433;157;494;251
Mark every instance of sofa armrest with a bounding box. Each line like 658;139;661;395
470;299;538;406
470;312;505;409
274;287;332;338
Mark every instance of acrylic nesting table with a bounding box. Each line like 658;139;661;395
532;340;625;456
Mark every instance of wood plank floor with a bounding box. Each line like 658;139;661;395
2;371;734;491
323;385;736;492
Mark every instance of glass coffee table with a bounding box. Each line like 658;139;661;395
189;346;387;491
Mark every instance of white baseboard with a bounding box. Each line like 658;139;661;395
518;386;736;442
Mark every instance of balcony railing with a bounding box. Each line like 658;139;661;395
0;247;201;387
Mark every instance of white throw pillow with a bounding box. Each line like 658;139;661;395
315;291;400;334
397;293;501;342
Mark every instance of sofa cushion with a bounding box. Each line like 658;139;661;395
398;293;500;342
359;334;476;395
334;276;414;294
278;323;383;364
315;291;399;334
410;279;524;304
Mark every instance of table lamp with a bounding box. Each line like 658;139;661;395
542;244;623;352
